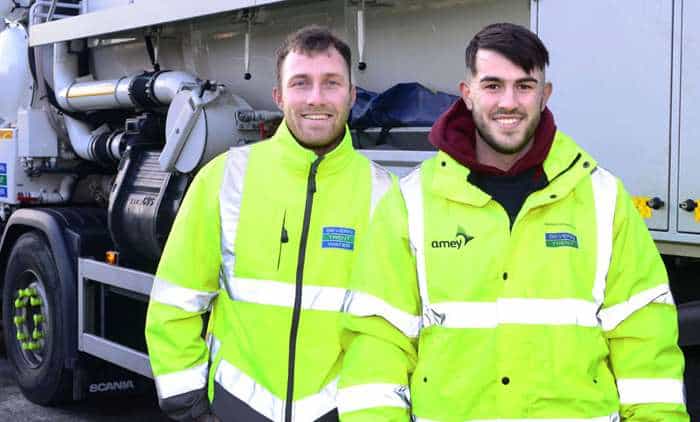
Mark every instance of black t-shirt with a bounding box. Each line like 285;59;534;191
468;166;548;228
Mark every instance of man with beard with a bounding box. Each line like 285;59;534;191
145;25;393;422
338;23;688;421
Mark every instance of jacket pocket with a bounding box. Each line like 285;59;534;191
276;210;288;271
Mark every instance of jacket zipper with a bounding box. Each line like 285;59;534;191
285;156;323;422
277;210;288;271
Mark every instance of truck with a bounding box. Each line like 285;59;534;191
0;0;699;417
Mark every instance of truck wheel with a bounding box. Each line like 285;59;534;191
1;231;72;404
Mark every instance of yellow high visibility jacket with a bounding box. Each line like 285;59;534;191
145;121;393;422
339;132;688;422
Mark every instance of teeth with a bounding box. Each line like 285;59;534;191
303;114;330;120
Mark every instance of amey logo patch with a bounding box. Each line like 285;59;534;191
545;232;578;248
431;226;474;249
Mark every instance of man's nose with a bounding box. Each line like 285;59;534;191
306;83;325;105
498;86;518;109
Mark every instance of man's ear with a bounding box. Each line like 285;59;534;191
541;81;553;111
350;84;357;107
459;80;473;110
272;86;283;110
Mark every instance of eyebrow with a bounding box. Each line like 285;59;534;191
479;76;539;84
287;72;346;81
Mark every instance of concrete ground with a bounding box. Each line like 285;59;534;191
0;335;171;422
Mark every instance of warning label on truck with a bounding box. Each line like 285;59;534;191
0;162;7;197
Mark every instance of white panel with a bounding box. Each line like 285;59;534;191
29;0;285;46
350;0;530;96
678;1;700;233
537;0;672;231
17;109;58;157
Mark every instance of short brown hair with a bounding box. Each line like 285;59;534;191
275;25;352;86
466;23;549;75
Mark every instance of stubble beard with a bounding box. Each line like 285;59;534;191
474;111;541;156
293;109;350;155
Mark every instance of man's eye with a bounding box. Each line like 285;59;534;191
290;80;306;87
485;84;500;90
518;84;535;90
326;80;341;87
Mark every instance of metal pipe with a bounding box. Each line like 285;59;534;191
45;0;57;22
151;70;197;104
53;43;127;163
236;110;283;123
244;31;251;80
53;42;198;164
54;42;93;161
59;71;197;112
357;2;366;71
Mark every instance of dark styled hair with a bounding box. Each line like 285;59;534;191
465;23;549;75
275;25;352;86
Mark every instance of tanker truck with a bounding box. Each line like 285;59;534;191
1;0;700;416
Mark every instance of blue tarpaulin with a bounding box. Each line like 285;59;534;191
350;82;458;129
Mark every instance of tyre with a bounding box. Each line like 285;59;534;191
1;231;72;405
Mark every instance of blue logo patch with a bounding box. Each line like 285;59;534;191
545;232;578;248
0;187;7;198
0;163;6;173
322;227;355;250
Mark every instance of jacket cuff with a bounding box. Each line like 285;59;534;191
158;388;210;421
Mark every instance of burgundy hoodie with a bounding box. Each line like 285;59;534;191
428;99;557;176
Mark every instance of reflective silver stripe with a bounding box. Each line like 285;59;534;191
401;165;621;331
214;359;337;422
425;298;598;329
337;383;410;414
155;362;209;400
599;284;674;332
219;146;251;297
590;167;617;312
343;290;421;337
400;167;430;321
229;276;346;311
150;276;217;313
414;414;619;422
369;161;393;219
617;378;685;404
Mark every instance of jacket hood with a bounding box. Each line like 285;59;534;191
428;99;557;176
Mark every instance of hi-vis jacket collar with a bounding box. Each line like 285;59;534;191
431;130;598;208
274;120;355;176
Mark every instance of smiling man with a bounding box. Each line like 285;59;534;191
338;23;689;421
145;26;393;422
